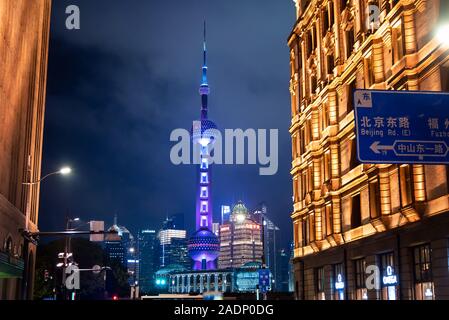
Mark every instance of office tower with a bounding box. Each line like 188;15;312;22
252;203;280;290
159;219;190;269
212;222;220;237
218;201;263;269
221;205;231;224
138;230;159;293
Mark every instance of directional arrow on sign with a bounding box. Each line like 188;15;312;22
370;141;394;154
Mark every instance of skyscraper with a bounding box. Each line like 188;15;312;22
138;229;159;294
159;218;190;269
221;205;231;224
253;203;280;290
104;216;129;266
218;201;263;269
187;23;220;271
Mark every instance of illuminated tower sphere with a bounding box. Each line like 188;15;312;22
188;23;220;271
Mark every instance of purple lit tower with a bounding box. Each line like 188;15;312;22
188;23;220;271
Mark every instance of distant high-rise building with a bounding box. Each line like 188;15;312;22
104;215;133;268
278;248;292;292
218;201;263;269
212;222;220;237
221;205;231;224
138;229;159;293
253;203;280;290
158;219;190;269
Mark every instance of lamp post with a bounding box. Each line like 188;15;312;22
20;166;71;300
129;247;138;299
61;215;80;300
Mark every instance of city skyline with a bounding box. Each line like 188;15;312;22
38;0;294;250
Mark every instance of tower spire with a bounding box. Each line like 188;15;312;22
199;21;210;119
203;20;207;67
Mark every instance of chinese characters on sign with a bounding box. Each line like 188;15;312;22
354;90;449;164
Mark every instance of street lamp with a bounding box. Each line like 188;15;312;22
20;166;72;300
22;166;72;186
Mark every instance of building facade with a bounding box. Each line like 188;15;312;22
0;0;51;300
289;0;449;299
253;203;281;290
168;262;271;294
218;202;263;269
158;228;190;269
138;229;159;294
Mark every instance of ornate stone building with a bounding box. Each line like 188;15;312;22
289;0;449;299
0;0;51;299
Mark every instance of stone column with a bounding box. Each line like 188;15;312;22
222;273;226;292
413;165;426;202
403;8;417;55
379;166;392;216
215;273;219;292
206;274;211;291
200;274;204;293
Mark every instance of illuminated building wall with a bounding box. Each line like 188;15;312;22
218;202;263;269
158;229;190;269
0;0;51;300
289;0;449;300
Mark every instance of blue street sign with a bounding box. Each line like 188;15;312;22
258;269;270;293
354;90;449;164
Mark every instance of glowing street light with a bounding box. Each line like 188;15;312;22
23;166;72;186
59;167;72;175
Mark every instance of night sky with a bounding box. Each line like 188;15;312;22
39;0;296;248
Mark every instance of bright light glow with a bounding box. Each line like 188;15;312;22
59;167;72;175
236;214;246;223
129;247;135;253
437;24;449;46
73;217;80;221
199;138;210;146
56;262;64;268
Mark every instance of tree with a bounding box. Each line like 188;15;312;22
34;238;108;300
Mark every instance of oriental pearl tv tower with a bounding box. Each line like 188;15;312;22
188;23;220;271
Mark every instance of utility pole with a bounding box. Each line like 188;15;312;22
61;215;71;300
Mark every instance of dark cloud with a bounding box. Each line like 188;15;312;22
40;0;295;246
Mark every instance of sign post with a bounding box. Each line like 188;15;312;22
258;269;270;294
354;90;449;164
